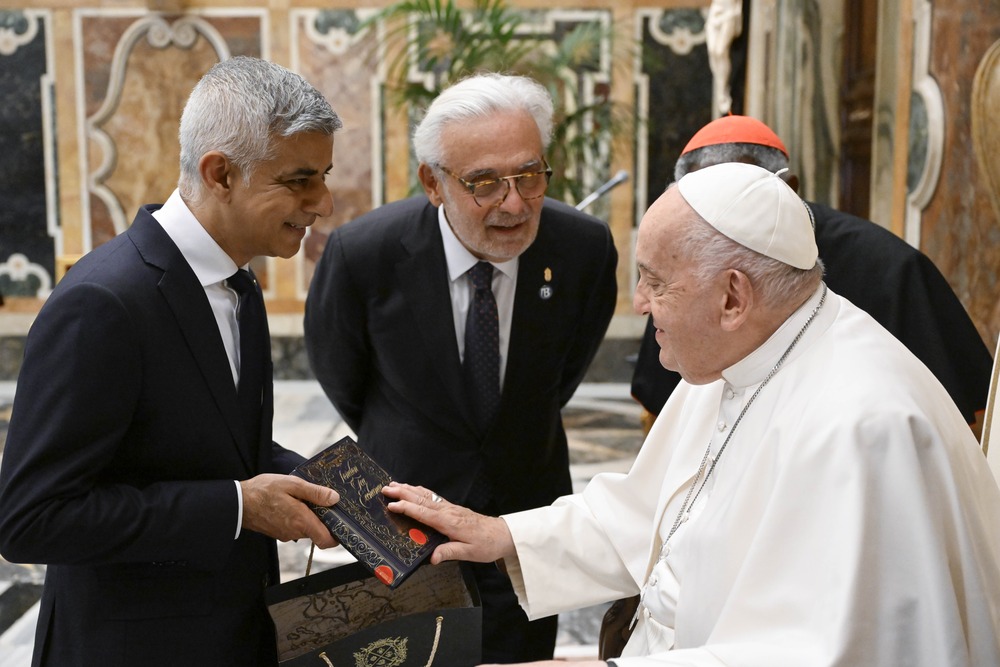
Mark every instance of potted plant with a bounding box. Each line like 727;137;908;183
365;0;632;207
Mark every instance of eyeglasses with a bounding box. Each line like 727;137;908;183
437;160;552;208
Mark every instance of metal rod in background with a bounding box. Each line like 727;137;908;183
575;169;630;211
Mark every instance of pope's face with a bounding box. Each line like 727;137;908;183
220;131;335;266
633;187;727;385
420;110;545;262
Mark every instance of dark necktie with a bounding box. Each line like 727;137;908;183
228;269;265;450
463;261;501;429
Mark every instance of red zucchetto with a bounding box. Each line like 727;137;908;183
681;115;789;157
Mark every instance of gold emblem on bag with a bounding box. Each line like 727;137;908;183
312;615;445;666
354;637;408;666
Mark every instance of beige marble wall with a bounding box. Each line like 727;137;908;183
6;0;993;381
3;0;704;326
290;9;380;304
80;12;264;248
5;0;996;340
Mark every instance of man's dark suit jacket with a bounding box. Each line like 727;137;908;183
0;206;303;667
631;202;994;422
305;196;617;515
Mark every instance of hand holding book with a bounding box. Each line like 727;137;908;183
290;436;447;588
240;473;340;548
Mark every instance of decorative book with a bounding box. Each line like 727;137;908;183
291;436;447;588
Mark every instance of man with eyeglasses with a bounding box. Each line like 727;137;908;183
304;72;618;663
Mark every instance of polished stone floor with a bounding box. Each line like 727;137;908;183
0;380;644;664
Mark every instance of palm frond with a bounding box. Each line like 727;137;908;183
368;0;632;205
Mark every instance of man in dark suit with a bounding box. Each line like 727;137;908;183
0;57;342;667
304;73;618;663
630;115;993;434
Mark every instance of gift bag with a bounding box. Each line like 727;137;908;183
266;559;481;666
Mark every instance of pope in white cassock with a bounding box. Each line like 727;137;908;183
383;162;1000;667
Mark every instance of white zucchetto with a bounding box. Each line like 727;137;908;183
677;162;818;270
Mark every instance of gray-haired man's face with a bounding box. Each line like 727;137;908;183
420;110;545;262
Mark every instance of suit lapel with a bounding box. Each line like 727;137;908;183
503;223;564;411
128;209;255;476
396;208;479;431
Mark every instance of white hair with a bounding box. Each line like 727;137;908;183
670;185;824;308
412;73;554;166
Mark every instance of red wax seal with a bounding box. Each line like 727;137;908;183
375;565;394;585
409;528;428;545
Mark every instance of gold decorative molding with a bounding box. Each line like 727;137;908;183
972;37;1000;229
974;36;1000;430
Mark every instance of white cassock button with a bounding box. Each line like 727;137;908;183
726;388;735;399
648;575;658;587
717;421;726;432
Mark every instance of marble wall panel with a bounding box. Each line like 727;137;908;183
513;9;617;208
0;10;56;299
635;8;713;218
0;1;717;383
925;1;1000;347
744;0;840;206
77;10;263;250
292;8;380;297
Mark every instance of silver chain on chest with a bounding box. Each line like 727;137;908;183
635;285;828;623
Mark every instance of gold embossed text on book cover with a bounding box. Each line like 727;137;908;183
291;436;447;588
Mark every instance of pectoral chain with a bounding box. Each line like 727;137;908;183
634;284;828;624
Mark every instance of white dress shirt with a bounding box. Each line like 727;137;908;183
153;189;246;538
437;205;518;388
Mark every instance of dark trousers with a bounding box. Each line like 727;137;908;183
471;561;558;664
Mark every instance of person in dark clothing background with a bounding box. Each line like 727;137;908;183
630;115;993;433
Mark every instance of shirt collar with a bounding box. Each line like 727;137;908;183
722;283;830;389
152;189;242;286
437;204;517;282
